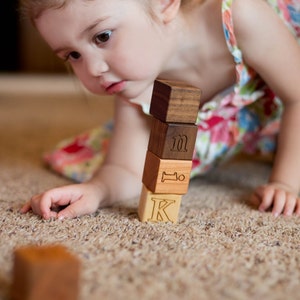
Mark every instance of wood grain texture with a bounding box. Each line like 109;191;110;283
148;118;198;160
149;79;201;123
11;245;80;300
142;151;192;194
138;185;182;223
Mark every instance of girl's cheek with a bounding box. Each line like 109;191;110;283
72;68;87;83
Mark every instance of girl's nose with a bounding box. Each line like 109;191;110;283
85;53;109;77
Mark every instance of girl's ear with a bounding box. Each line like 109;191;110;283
159;0;181;23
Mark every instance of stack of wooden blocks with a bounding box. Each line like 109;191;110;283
138;80;201;223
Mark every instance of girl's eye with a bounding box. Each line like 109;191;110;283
94;30;112;45
66;51;81;61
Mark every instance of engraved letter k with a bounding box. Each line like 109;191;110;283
148;198;176;222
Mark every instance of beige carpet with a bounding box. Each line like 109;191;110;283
1;74;300;300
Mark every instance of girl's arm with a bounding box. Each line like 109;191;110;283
232;0;300;216
89;95;152;205
21;95;152;219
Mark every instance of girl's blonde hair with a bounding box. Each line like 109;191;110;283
20;0;203;22
19;0;71;21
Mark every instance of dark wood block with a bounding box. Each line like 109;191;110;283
149;79;201;123
148;118;198;160
142;151;192;194
11;245;80;300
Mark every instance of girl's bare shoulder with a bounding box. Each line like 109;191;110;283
231;0;293;64
231;0;278;37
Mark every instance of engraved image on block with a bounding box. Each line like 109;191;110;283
142;151;192;194
138;185;182;223
149;79;201;124
161;171;185;182
148;118;198;160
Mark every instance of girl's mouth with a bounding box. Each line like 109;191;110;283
105;81;126;94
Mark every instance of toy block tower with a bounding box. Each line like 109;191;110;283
11;244;80;300
138;79;201;223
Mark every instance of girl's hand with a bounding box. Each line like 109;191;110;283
250;183;300;217
20;182;107;220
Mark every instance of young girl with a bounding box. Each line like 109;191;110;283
20;0;300;219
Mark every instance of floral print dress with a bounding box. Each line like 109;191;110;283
44;0;300;182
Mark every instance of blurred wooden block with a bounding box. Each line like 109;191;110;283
148;118;198;160
149;79;201;123
142;151;192;194
138;185;182;223
11;245;80;300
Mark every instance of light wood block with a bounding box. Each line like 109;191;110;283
138;185;182;223
142;151;192;194
11;245;80;300
149;79;201;124
148;118;198;160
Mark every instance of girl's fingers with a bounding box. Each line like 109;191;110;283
295;199;300;216
250;192;261;207
271;189;286;217
258;186;275;212
57;201;86;220
20;201;32;214
283;193;297;216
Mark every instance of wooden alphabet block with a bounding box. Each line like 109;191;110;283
148;118;198;160
11;244;80;300
142;150;192;194
149;79;201;124
138;185;182;223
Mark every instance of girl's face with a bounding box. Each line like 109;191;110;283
35;0;173;99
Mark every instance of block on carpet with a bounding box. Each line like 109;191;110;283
11;244;80;300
